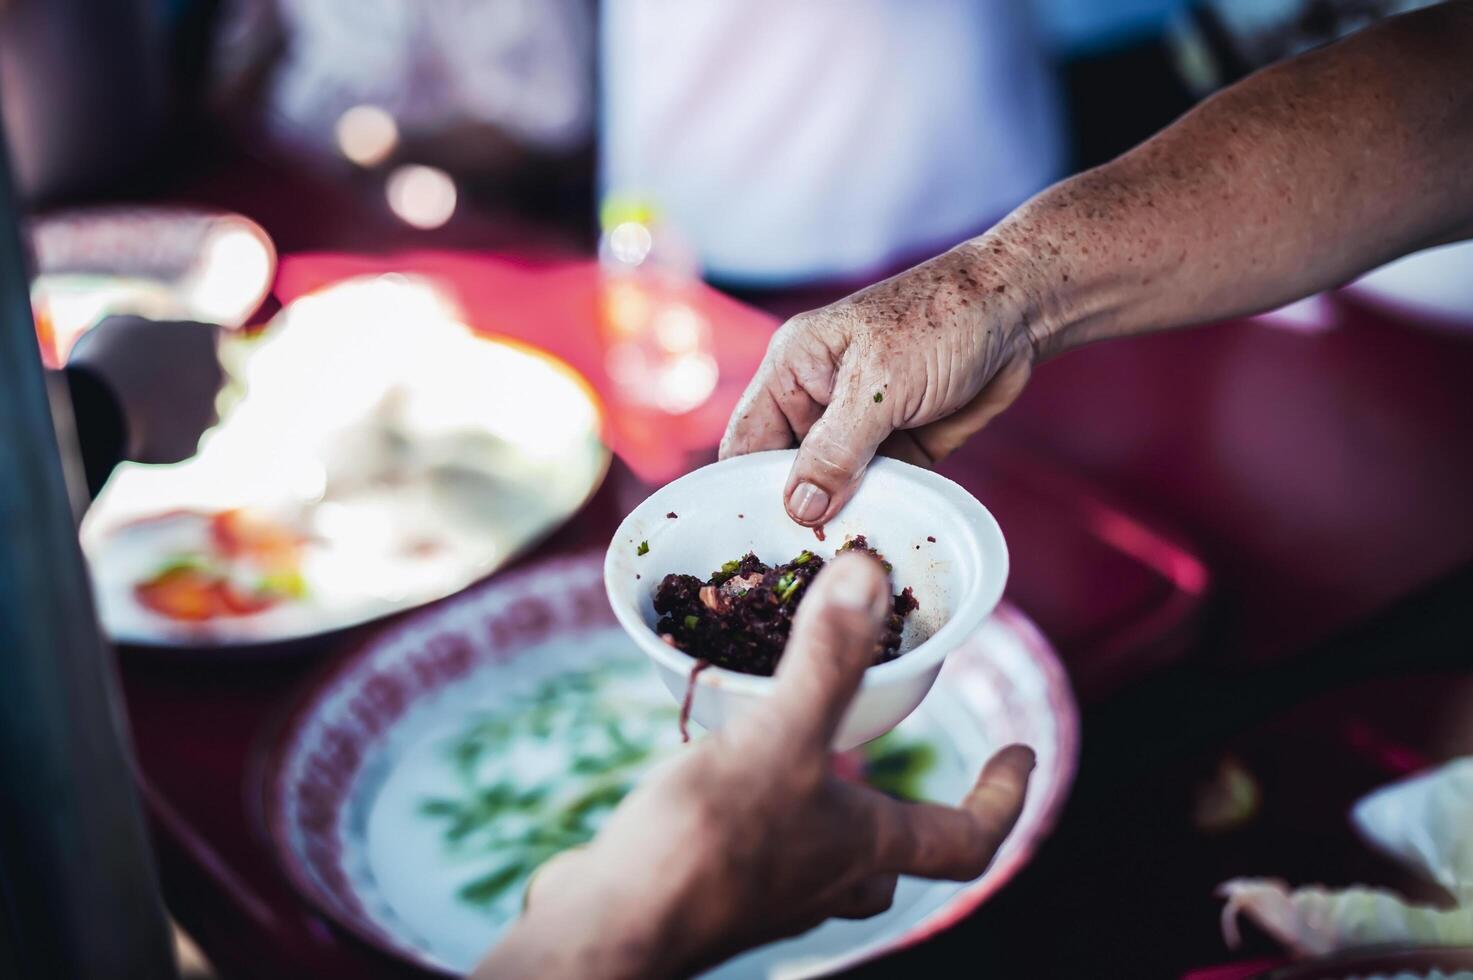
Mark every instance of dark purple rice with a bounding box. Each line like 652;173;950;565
653;535;918;677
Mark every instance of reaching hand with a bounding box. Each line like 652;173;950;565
480;553;1035;980
720;243;1040;527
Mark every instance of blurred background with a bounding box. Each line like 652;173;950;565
1;0;1442;270
4;1;1471;979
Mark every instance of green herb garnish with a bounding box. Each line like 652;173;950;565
684;615;699;630
792;550;814;566
712;558;743;585
637;540;649;556
873;391;884;403
777;573;803;603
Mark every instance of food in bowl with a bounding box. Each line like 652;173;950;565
652;535;918;677
604;450;1009;749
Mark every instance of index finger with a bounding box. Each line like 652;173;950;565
869;744;1035;880
720;367;793;460
721;315;836;461
783;363;894;527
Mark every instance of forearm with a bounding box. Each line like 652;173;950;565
977;1;1473;356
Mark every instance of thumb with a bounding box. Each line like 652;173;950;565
784;370;892;527
869;743;1034;881
765;553;890;749
521;845;589;912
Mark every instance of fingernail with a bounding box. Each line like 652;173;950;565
1000;743;1036;774
828;556;883;613
788;482;829;523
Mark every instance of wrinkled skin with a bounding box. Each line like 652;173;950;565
479;554;1034;980
720;242;1041;527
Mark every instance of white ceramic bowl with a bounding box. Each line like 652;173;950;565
605;450;1009;749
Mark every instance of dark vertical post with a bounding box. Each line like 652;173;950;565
0;113;176;976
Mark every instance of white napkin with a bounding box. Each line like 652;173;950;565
1219;758;1473;956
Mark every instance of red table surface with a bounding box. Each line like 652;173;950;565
106;149;1473;978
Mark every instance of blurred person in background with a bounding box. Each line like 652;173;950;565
598;0;1432;287
720;0;1473;529
207;0;595;196
599;0;1065;285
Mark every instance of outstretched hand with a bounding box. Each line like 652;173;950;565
480;553;1034;980
720;244;1040;528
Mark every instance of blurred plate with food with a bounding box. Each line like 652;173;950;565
262;554;1077;977
81;274;608;647
30;206;277;365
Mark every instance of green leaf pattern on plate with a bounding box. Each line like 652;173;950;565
420;663;936;912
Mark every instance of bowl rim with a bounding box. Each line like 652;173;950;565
604;450;1010;696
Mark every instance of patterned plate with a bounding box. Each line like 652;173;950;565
262;554;1078;977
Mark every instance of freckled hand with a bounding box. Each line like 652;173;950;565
720;242;1040;526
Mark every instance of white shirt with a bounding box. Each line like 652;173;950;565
600;0;1066;284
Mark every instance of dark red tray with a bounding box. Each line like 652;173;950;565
118;441;1207;980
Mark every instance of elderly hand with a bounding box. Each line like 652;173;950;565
479;553;1034;980
723;0;1473;532
720;242;1044;527
67;316;224;464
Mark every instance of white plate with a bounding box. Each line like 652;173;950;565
81;276;608;647
264;554;1078;977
